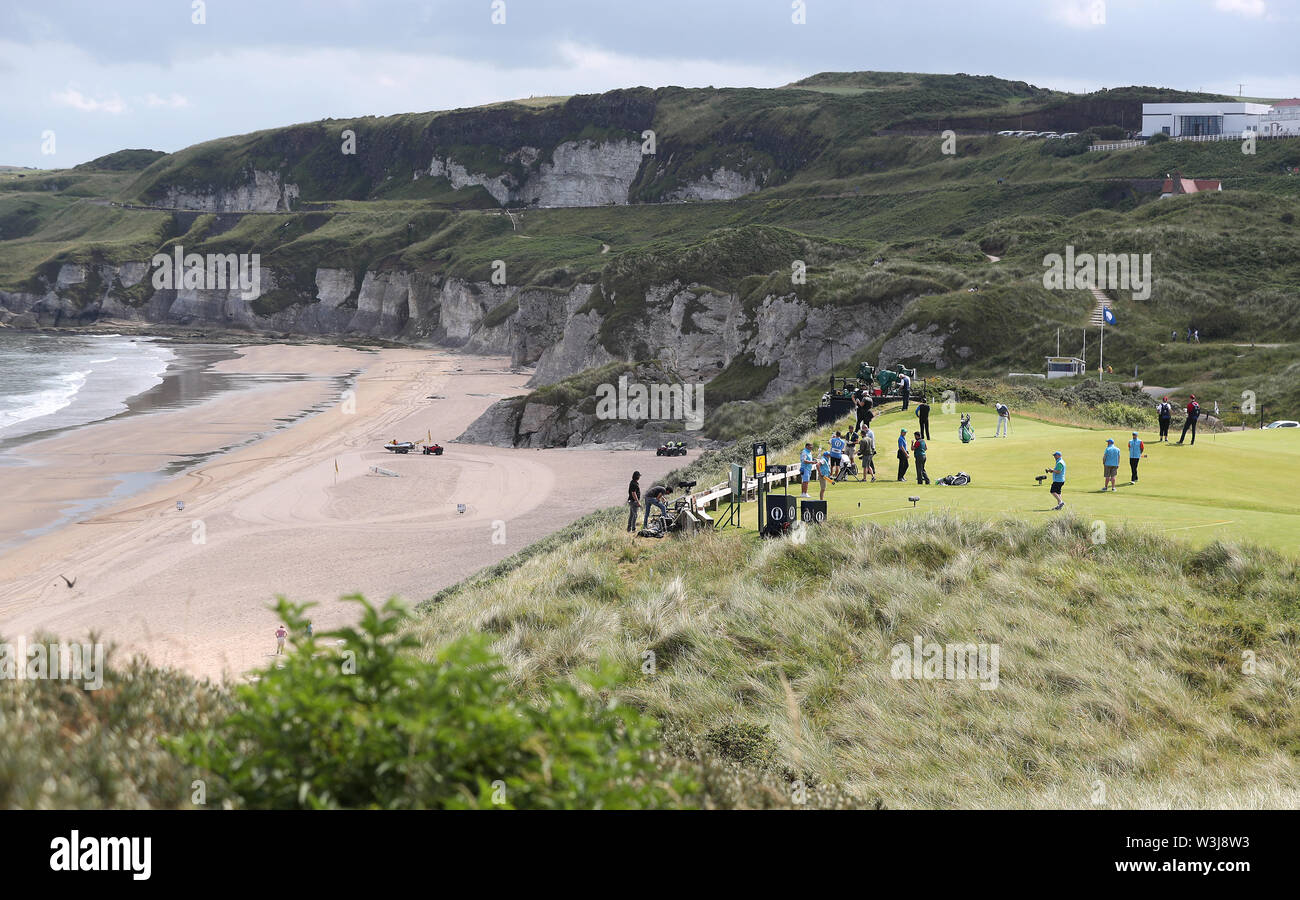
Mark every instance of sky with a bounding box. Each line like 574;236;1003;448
2;0;1298;167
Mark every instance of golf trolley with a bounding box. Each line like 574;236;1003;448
832;456;858;483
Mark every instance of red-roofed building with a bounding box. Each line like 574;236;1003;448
1160;172;1222;198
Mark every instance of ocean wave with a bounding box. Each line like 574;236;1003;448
0;369;90;427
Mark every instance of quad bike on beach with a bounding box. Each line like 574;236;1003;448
656;441;688;457
384;439;444;455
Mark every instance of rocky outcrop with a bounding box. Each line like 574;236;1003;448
668;168;762;202
878;322;969;370
155;169;299;212
426;139;645;208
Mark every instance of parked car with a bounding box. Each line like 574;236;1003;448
997;130;1016;136
1264;420;1299;428
1059;132;1080;138
1040;131;1060;139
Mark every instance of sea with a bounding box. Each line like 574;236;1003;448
0;332;176;445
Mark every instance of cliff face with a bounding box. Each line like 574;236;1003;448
0;259;931;416
155;169;300;212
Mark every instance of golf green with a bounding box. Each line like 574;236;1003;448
749;406;1300;553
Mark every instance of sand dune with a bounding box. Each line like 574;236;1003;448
0;346;693;681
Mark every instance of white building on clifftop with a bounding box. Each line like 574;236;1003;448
1141;101;1300;138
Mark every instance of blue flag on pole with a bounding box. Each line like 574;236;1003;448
1103;306;1116;325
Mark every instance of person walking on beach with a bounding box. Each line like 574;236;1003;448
915;397;931;441
1177;395;1200;445
800;442;815;498
860;426;876;482
275;625;287;655
1102;438;1120;492
1156;396;1172;442
896;428;910;481
626;471;642;533
912;431;930;484
995;402;1010;438
1045;451;1066;510
1128;432;1145;483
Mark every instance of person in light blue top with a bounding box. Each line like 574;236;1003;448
1102;439;1120;492
799;442;815;498
1044;450;1066;510
818;450;833;500
829;431;846;477
1127;431;1145;483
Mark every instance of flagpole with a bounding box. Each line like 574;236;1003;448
1099;318;1104;384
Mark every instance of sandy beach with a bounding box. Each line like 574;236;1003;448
0;344;694;681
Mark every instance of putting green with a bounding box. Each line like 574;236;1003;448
747;406;1300;553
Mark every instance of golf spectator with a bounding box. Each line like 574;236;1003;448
900;373;912;411
995;402;1011;437
1177;395;1200;445
829;430;846;476
860;426;876;482
800;442;815;498
1156;396;1172;441
1171;330;1177;343
1194;329;1200;343
1046;451;1066;511
915;397;931;440
643;484;672;529
1102;439;1120;492
854;389;872;429
845;426;860;469
275;625;287;655
626;471;642;533
818;450;832;500
1128;431;1145;483
912;431;930;484
897;428;910;481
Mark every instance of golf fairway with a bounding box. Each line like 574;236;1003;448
748;407;1300;552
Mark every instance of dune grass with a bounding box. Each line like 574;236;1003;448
410;505;1300;809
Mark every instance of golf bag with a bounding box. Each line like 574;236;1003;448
936;472;971;486
959;414;974;444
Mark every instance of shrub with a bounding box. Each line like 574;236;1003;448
175;596;691;809
1147;132;1170;144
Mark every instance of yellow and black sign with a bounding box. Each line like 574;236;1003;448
752;441;767;477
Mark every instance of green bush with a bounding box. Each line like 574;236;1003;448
176;596;692;809
1148;132;1170;144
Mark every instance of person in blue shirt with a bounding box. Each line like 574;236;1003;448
1127;431;1145;483
1044;451;1066;510
799;442;815;498
829;431;846;477
896;428;910;481
1102;439;1120;492
818;450;833;500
